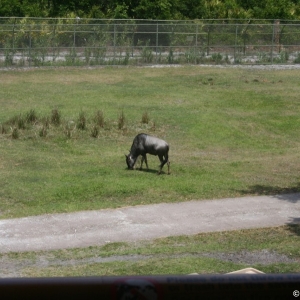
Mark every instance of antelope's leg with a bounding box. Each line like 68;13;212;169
140;156;144;170
157;155;164;174
144;154;149;169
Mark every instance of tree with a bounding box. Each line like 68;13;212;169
0;0;299;20
0;0;23;17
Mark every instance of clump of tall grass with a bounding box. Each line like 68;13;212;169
5;109;38;128
26;109;38;124
151;121;156;131
141;112;150;124
42;117;50;129
11;127;19;139
51;109;61;126
1;108;161;140
39;126;47;137
5;114;26;129
90;125;99;138
118;110;126;130
38;117;49;138
77;111;86;130
94;110;104;128
64;122;74;139
0;124;8;134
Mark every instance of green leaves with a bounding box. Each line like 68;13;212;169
0;0;299;20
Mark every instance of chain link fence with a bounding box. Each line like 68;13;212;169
1;18;300;67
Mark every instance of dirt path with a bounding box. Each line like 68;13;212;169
0;193;299;253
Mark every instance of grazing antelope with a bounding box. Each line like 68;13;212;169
125;133;170;174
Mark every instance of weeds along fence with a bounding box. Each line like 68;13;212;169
1;18;300;67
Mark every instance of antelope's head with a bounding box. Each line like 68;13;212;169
125;154;135;170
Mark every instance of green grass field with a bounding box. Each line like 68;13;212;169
1;65;300;276
1;66;300;219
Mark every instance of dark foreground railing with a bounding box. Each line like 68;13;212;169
1;274;300;299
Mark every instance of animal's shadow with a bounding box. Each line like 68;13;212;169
125;167;168;174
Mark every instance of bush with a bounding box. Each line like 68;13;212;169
211;53;223;64
294;52;300;64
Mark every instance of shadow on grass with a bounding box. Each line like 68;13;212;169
238;184;300;202
125;168;165;174
138;168;159;174
286;221;300;236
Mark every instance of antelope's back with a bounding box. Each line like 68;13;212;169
145;134;169;154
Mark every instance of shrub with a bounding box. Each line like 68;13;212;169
294;52;300;64
140;40;153;63
211;53;223;64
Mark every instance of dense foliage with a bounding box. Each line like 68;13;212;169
0;0;300;20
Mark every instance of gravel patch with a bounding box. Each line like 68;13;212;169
147;64;300;70
1;64;300;73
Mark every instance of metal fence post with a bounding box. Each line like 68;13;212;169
73;20;77;63
73;23;76;47
195;23;198;64
156;22;158;63
207;26;210;56
52;23;56;62
29;24;32;67
114;24;116;63
234;25;238;64
271;21;275;64
12;18;16;61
